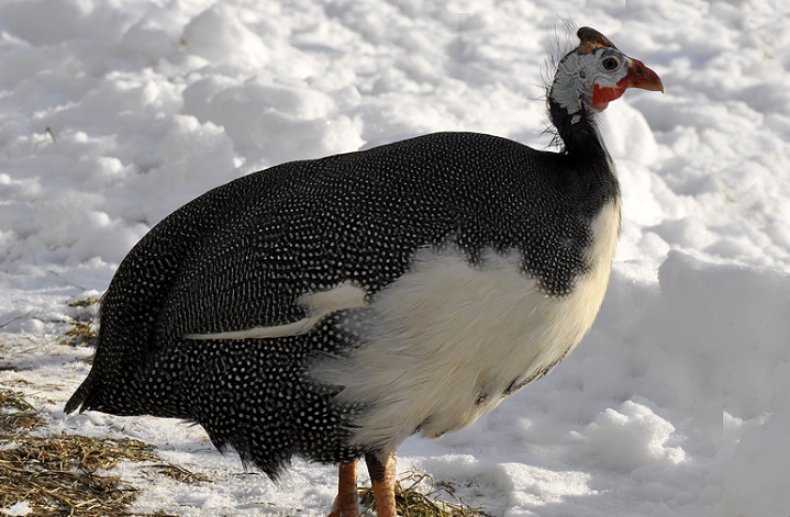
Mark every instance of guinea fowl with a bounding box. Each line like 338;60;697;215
66;27;662;516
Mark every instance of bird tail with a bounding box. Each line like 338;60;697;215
64;372;96;414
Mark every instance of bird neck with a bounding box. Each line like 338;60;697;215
547;59;613;171
547;93;612;174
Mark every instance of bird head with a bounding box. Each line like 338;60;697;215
549;27;663;122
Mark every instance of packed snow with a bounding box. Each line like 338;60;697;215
1;0;789;515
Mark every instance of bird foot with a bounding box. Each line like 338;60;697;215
328;461;359;517
327;497;359;517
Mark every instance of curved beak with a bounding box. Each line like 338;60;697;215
627;58;664;92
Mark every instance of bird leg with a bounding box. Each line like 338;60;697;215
328;461;359;517
365;452;397;517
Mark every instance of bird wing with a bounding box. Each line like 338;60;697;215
153;152;457;341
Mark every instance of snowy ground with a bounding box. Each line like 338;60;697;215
1;0;789;515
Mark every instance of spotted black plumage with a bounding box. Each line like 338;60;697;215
66;27;662;488
66;130;611;462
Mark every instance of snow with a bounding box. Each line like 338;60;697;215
0;501;33;517
1;0;788;515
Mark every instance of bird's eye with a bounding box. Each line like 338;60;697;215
601;56;620;71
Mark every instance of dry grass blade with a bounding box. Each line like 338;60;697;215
359;471;491;516
68;297;101;308
148;463;209;484
0;389;45;437
61;320;99;348
0;389;150;516
0;411;45;436
0;434;159;515
0;389;207;515
60;296;100;347
0;389;35;412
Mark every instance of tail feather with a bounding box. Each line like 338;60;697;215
64;373;96;414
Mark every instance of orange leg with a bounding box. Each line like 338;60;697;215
365;452;397;517
328;461;359;517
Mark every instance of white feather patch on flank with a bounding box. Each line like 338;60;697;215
184;282;367;340
312;199;621;454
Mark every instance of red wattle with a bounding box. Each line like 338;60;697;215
592;83;626;112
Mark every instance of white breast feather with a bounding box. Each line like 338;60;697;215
311;200;621;453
